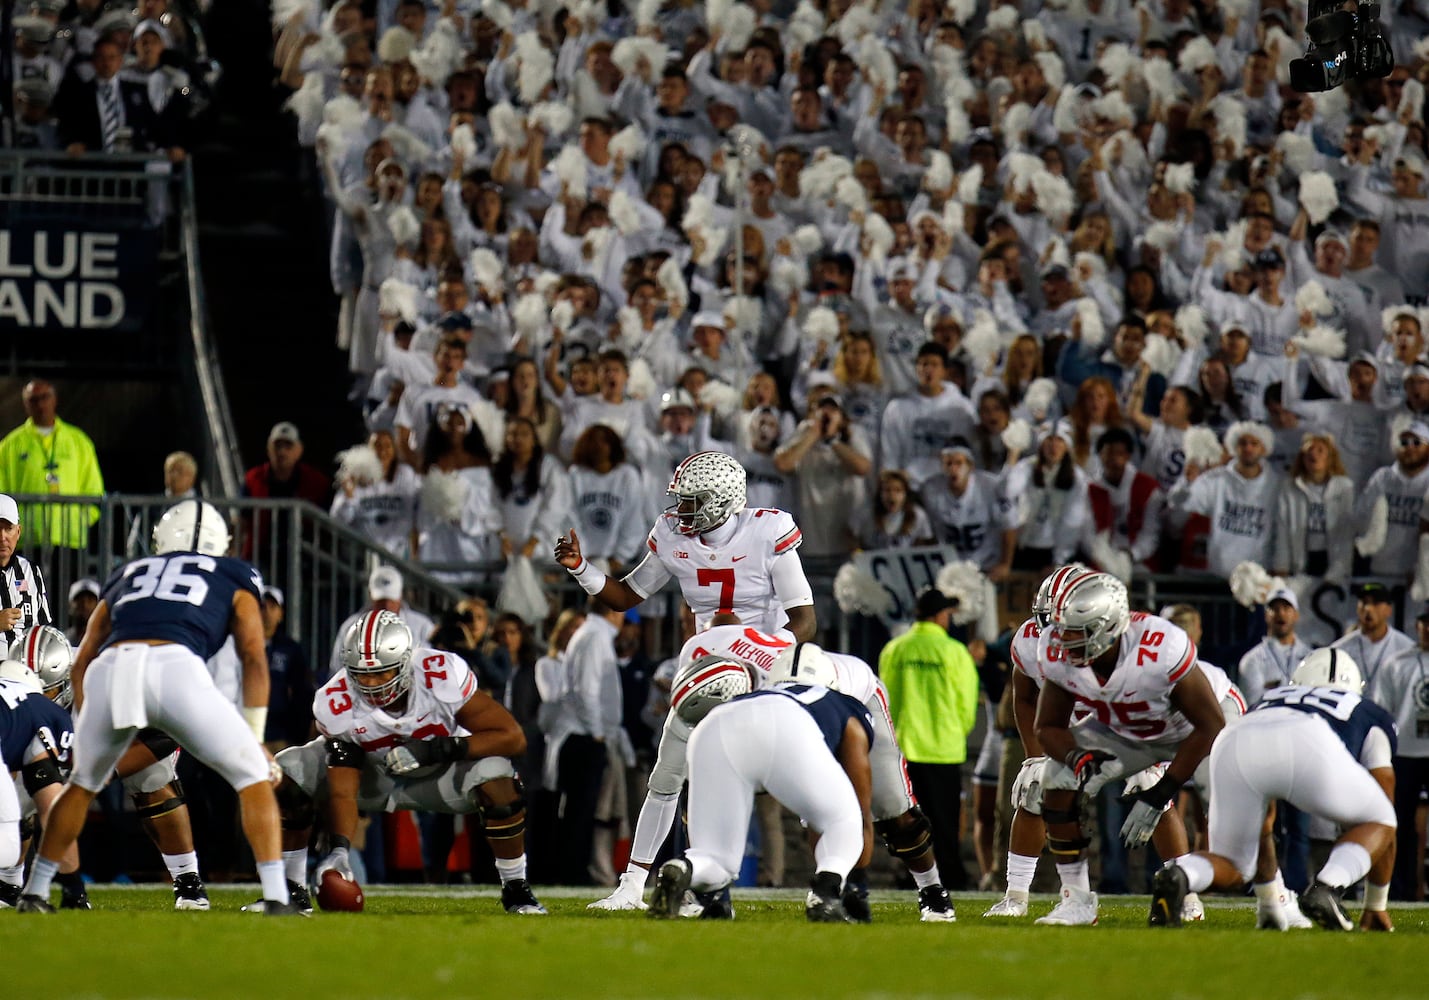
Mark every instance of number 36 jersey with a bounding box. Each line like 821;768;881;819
1038;612;1198;743
315;648;477;755
631;508;808;634
101;554;263;660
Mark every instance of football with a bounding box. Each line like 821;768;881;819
316;870;365;912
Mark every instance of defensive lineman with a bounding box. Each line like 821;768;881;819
555;451;817;640
17;500;301;915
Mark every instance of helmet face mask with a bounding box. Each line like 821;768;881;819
665;451;746;536
341;611;414;708
1033;563;1090;631
671;654;753;724
1050;573;1130;666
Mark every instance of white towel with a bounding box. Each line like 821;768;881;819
109;644;151;730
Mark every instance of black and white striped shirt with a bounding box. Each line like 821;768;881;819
0;554;51;659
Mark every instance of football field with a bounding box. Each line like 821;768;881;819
3;886;1426;999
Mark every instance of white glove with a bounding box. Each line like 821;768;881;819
1121;799;1162;847
316;847;354;882
384;744;424;776
1081;758;1127;797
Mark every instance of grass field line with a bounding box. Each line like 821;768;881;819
91;882;1429;908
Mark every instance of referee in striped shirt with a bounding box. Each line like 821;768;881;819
0;493;51;660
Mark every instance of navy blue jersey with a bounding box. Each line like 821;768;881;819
1253;685;1399;761
101;554;263;660
0;681;73;769
739;684;874;755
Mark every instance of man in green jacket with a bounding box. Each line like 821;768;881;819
879;587;980;889
0;380;105;549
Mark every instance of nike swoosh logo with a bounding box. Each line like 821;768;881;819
732;555;747;562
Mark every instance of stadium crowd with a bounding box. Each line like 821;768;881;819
5;0;1429;914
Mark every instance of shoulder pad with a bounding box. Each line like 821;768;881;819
411;648;478;705
748;508;801;554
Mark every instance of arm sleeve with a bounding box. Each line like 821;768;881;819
772;549;815;609
622;544;673;600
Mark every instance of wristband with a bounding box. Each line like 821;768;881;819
1138;771;1182;811
571;559;608;596
1365;881;1389;911
330;835;352;852
434;736;469;763
242;705;268;743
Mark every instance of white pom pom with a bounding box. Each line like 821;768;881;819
723;294;762;334
609;124;646;165
1142;221;1179;253
942;200;965;236
1183;426;1225;468
956;164;983;205
483;0;514;28
533;271;562;299
699;379;742;418
489;103;528;151
1210;95;1247;156
1295;280;1335;318
378;278;420;323
798;153;854;200
626;358;657;401
1031;171;1074;225
582;225;613;264
530;101;575;138
611;36;670;79
943;97;971;145
1175;304;1209;345
985;4;1019;32
1075;299;1105;349
963;309;1000;373
1090;91;1133;128
513;293;547;337
550;299;575;332
1142;333;1181;377
856;35;898;94
862;213;895;261
1400;78;1425;123
336;444;384;487
380;123;433;164
386;206;421;249
835;175;868;214
1218;219;1250;271
422;468;470;522
723;3;756;51
1023;20;1047;48
769;256;808;297
616;305;643;347
1002;102;1032;145
608;190;642;235
1142;55;1184;105
1229;560;1275;609
270;0;315;30
515;33;554;104
1275;132;1317;175
1177;36;1217;74
449;123;478;162
552;145;589;199
1096;43;1138;88
1357;495;1389;557
1298;171;1339;225
1006;152;1044;193
835;2;878;45
1052;85;1083;135
792;225;824;255
834;562;895;616
635;0;662;29
682;193;716;233
470;248;504;296
692;227;727;267
657;257;689;308
805;306;841;344
946;0;976;25
1292;325;1346;359
934;560;987;626
1090;532;1134;584
924;150;954;194
284;72;325;134
1001;418;1033;455
1023;378;1058;421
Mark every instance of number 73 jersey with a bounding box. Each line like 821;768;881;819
314;648;477;754
638;508;805;634
1037;612;1198;743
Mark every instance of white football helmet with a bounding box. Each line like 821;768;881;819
767;642;840;690
153;499;231;557
1032;563;1092;630
341;609;415;707
1050;572;1130;665
0;659;42;693
671;654;753;724
1292;647;1364;694
12;625;74;708
666;451;746;535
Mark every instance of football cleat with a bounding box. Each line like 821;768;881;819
917;884;956;922
696;886;734;920
648;859;692;919
1148;865;1188;927
1282;889;1314;929
1298;881;1354;931
500;879;547;915
1181;891;1205;922
1035;886;1099;925
261;899;312;917
0;882;21;909
60;890;92;910
15;894;56;913
172;873;211;911
678;891;705;918
806;873;857;924
841;881;872;923
588;871;648;911
242;880;312;915
983;893;1030;918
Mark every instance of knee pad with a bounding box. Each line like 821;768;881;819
475;777;526;842
1041;803;1081;828
133;780;187;821
136;728;180;761
873;806;933;864
276;778;316;831
1010;756;1048;816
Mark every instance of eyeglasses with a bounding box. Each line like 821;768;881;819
1399;435;1425;447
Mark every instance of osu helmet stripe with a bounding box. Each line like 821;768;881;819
666;451;747;536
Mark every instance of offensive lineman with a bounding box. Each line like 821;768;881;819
270;609;545;914
17;500;301;915
555;451;817;641
1150;649;1398;931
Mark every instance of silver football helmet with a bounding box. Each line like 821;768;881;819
666;451;746;536
152;499;231;557
1050;572;1130;665
1292;647;1364;694
341;610;415;707
1032;563;1092;630
10;625;74;708
767;642;840;690
671;654;753;724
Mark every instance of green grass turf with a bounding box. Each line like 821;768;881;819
4;887;1427;999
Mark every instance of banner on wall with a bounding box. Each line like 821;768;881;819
0;224;161;333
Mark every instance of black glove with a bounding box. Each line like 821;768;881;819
1064;748;1115;790
384;736;468;776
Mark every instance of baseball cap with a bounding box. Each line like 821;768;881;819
1266;587;1298;610
1220;321;1251;338
1403;420;1429;442
0;494;17;525
691;310;726;330
1314;229;1348;250
1349;350;1379;371
1041;263;1071;281
660;388;695;412
268;421;301;445
68;578;100;602
437;311;474;332
915;587;956;618
1353;582;1394;603
1407;363;1429;382
369;565;404;602
262;585;285;607
133;18;170;44
1394;154;1426;177
1254;247;1286;270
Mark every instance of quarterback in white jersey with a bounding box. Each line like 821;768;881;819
556;451;817;640
272;610;546;915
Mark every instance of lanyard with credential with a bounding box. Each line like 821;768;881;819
36;426;60;492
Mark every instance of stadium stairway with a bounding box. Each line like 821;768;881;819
191;0;364;478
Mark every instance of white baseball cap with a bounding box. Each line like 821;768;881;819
1266;587;1298;610
68;578;100;602
0;494;17;525
262;585;285;607
369;565;404;602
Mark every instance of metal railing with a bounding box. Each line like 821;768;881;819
0;151;175;224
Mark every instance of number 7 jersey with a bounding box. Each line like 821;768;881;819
315;648;477;754
1037;612;1198;742
632;508;808;634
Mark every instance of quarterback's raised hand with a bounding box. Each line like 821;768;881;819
554;529;584;571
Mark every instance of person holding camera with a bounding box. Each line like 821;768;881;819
774;388;873;559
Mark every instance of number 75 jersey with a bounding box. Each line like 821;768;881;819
314;648;476;754
639;508;806;634
1037;612;1198;743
